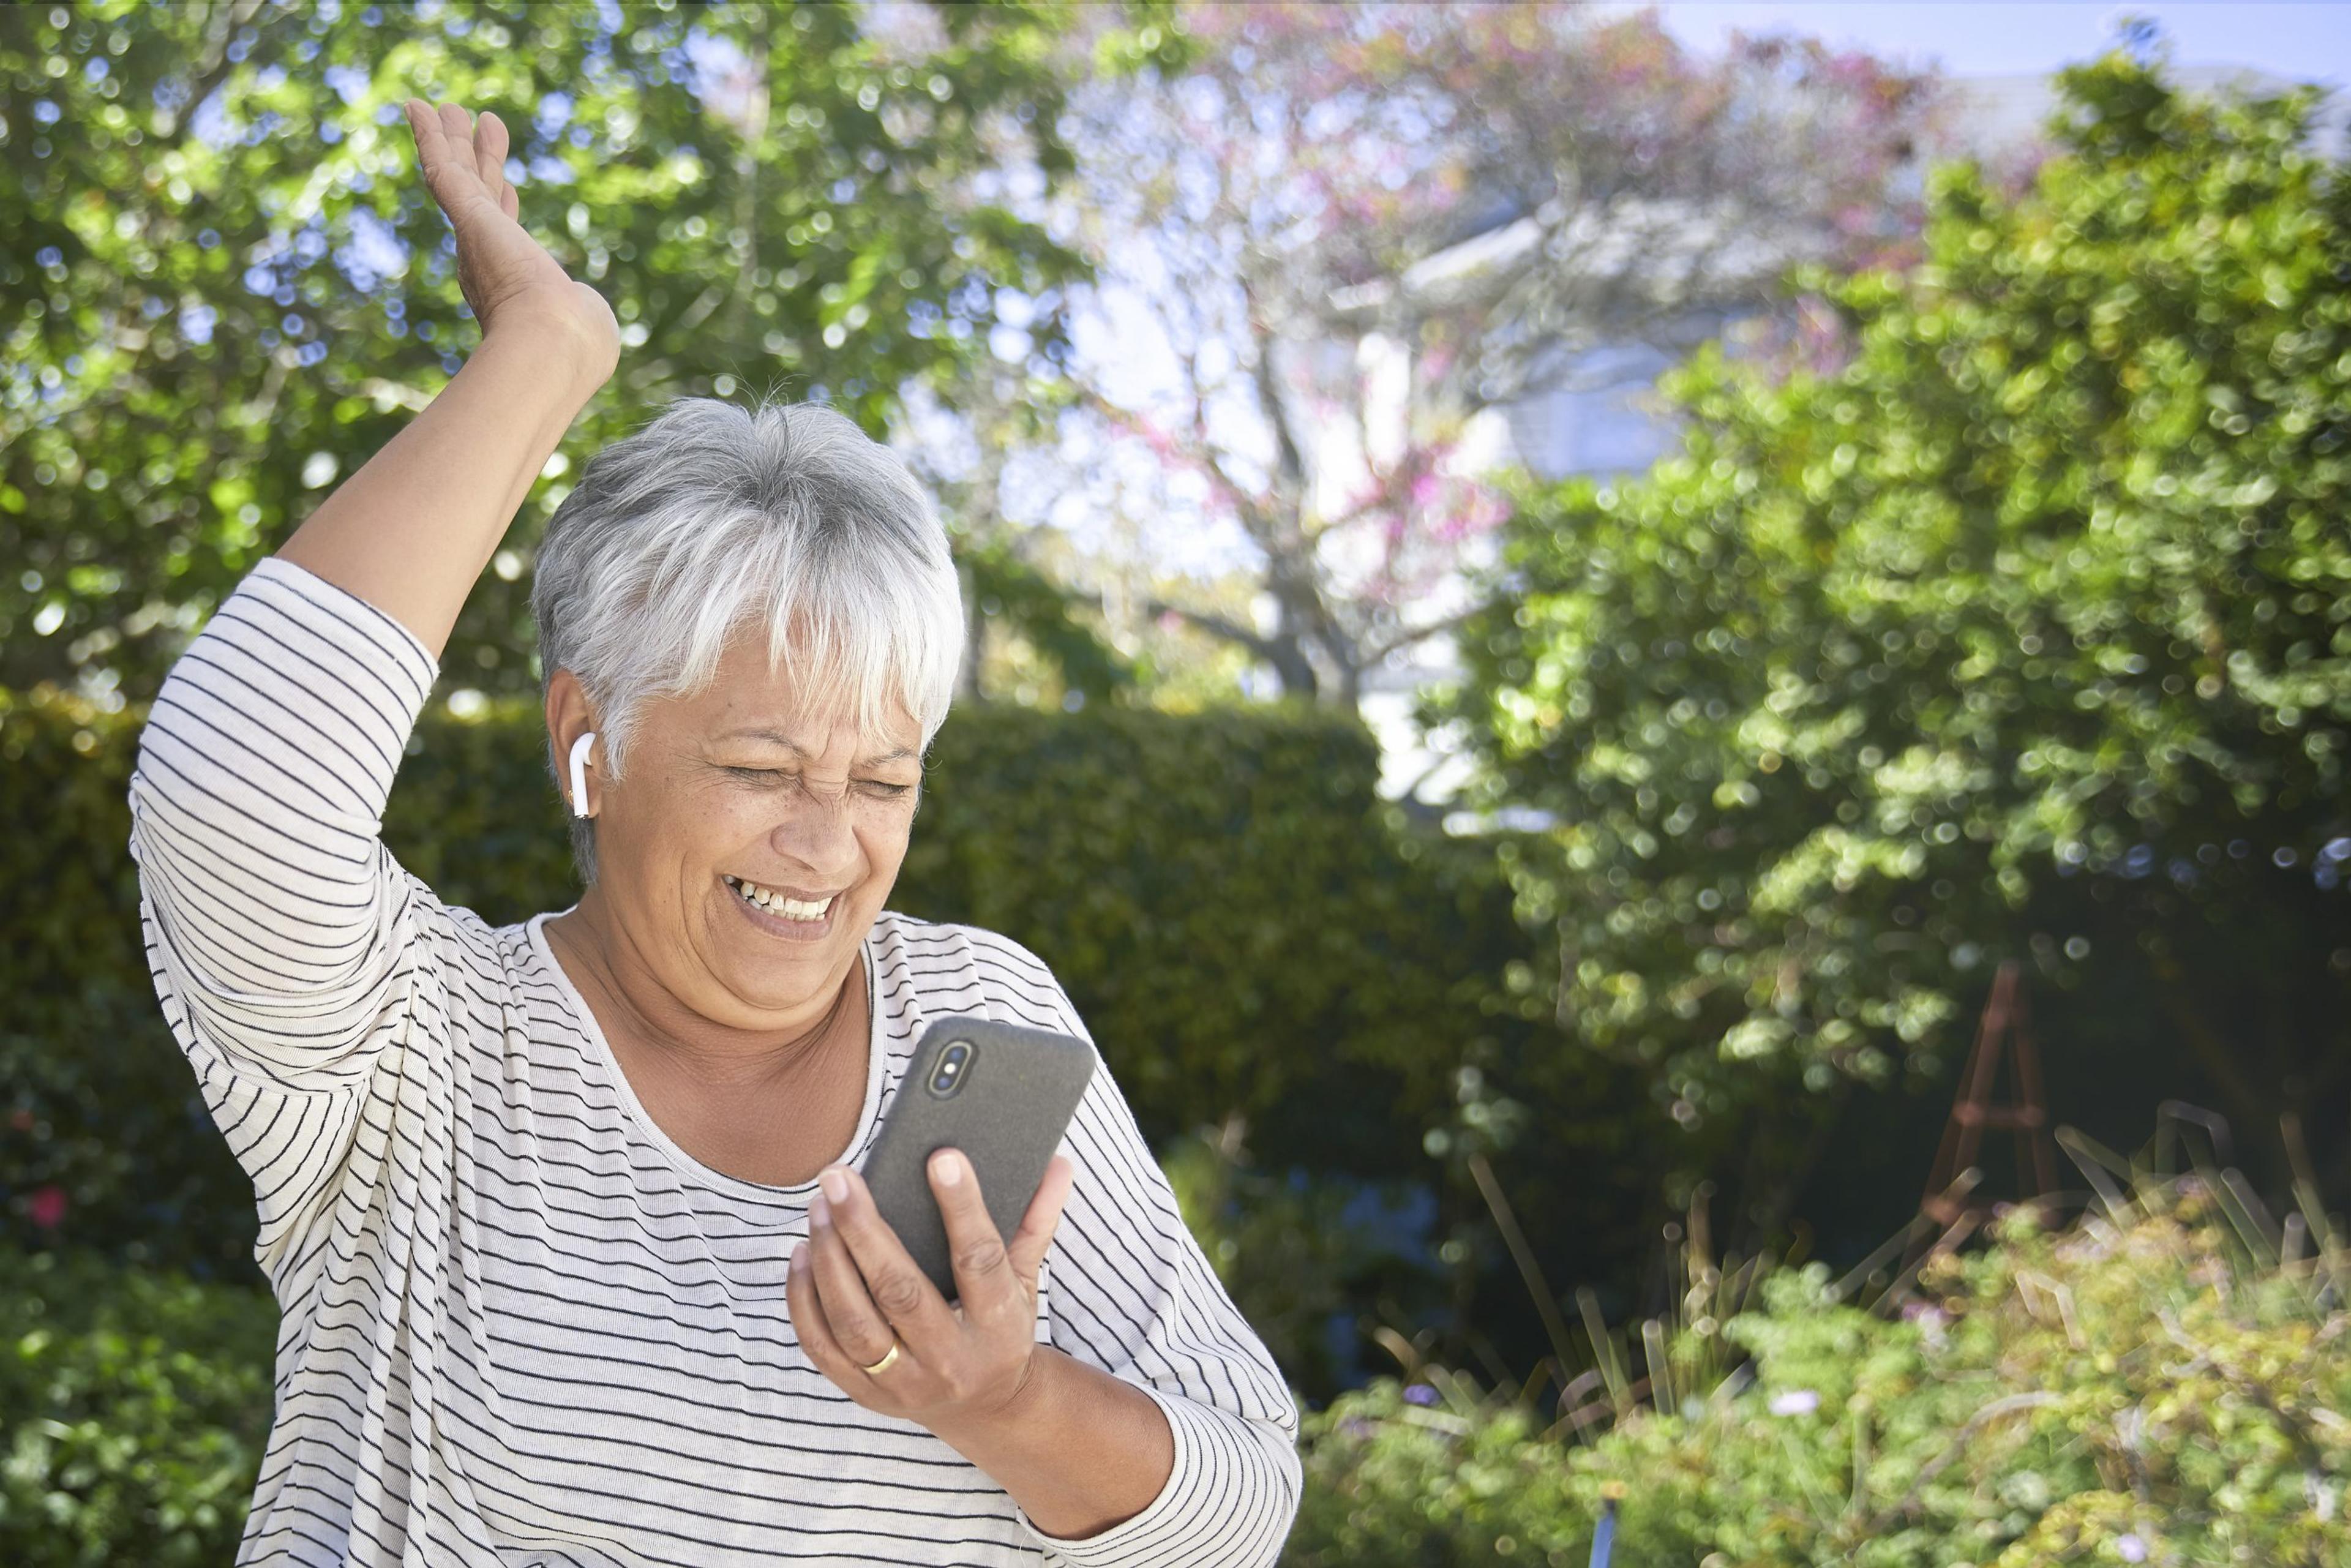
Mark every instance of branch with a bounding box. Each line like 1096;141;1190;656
1073;384;1259;523
1074;586;1319;699
1237;272;1310;498
1360;601;1493;664
152;0;271;148
1138;599;1283;664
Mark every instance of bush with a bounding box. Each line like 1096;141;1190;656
0;1250;275;1567
1288;1175;2351;1566
0;686;1526;1286
0;686;257;1280
1445;54;2351;1211
1163;1129;1447;1395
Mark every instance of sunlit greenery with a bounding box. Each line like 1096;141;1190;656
1291;1171;2351;1566
0;1250;275;1566
1448;57;2351;1161
1;0;1094;702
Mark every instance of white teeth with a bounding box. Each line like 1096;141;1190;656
725;875;833;922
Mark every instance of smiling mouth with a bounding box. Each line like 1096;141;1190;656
722;874;838;923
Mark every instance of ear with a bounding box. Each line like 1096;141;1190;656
544;669;600;818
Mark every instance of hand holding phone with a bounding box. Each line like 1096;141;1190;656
859;1017;1096;1299
787;1018;1094;1435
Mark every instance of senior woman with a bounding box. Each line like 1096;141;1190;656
126;100;1298;1566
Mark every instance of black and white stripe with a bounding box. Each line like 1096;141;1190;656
128;557;1300;1567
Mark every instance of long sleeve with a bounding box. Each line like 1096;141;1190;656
126;555;442;1267
966;932;1303;1567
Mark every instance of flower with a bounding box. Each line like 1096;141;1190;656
2117;1536;2148;1564
27;1184;67;1229
1900;1300;1951;1347
1768;1388;1821;1417
1403;1383;1438;1406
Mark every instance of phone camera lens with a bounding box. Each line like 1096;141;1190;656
929;1040;973;1097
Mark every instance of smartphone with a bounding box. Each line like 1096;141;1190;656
860;1016;1097;1300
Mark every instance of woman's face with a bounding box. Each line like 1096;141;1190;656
571;636;925;1032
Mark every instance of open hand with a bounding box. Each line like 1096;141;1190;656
403;99;618;381
789;1150;1078;1439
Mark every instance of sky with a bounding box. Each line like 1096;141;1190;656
1641;2;2351;85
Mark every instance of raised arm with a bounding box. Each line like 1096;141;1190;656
277;100;618;653
126;103;615;1277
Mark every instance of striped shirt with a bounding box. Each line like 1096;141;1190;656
127;557;1300;1567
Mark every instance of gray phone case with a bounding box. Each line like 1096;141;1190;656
860;1016;1097;1300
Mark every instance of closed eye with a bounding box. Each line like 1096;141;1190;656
724;766;911;800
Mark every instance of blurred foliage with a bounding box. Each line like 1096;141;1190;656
1289;1167;2351;1566
1163;1125;1444;1399
0;0;1095;705
0;686;1534;1292
1445;57;2351;1190
0;686;255;1279
959;535;1137;706
0;1250;275;1567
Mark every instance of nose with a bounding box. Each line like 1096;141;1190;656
764;779;863;883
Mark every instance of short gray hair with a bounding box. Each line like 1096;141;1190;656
531;397;965;883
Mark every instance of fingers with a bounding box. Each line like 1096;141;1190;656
819;1169;961;1351
473;108;508;188
403;97;446;186
406;99;488;220
1005;1153;1076;1286
405;99;527;228
788;1237;869;1386
929;1149;1022;1321
436;99;473;163
800;1190;899;1370
473;109;519;221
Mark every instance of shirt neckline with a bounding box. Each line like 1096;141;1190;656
524;907;887;1207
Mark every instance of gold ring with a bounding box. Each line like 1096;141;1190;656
860;1339;902;1378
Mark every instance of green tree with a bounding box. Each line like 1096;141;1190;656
0;0;1092;705
1446;54;2351;1217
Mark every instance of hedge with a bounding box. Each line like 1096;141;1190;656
0;684;1523;1280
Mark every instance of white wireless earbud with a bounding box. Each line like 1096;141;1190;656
568;731;597;820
